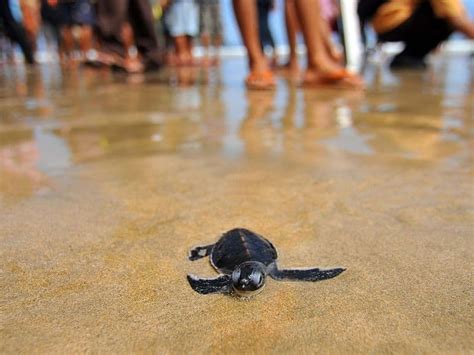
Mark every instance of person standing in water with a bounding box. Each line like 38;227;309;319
232;0;362;89
47;0;96;64
164;0;200;66
198;0;223;66
0;0;36;64
94;0;162;72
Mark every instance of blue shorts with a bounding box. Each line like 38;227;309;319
165;0;199;37
58;0;95;26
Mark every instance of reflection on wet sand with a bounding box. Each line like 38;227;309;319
0;55;473;353
0;136;47;199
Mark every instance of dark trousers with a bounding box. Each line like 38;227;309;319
0;0;35;64
257;1;275;50
96;0;160;65
378;1;453;59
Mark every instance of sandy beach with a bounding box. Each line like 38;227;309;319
1;56;473;353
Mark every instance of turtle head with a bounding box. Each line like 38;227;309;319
231;261;266;297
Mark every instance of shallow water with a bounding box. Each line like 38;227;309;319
1;55;473;353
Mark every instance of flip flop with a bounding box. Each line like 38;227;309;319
245;70;276;90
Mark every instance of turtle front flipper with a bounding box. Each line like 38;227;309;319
187;274;232;294
270;266;345;282
188;244;214;261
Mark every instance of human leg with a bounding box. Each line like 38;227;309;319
128;0;161;69
293;0;338;73
60;26;74;59
318;15;342;63
0;0;35;64
283;0;300;72
232;0;274;88
232;0;270;73
173;35;188;64
95;0;128;57
117;22;145;73
19;1;40;52
294;0;363;87
70;0;95;58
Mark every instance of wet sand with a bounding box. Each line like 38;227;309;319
1;56;473;353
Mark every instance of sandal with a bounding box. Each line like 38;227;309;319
245;70;276;90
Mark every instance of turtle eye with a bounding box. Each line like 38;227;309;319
250;272;264;286
231;268;241;284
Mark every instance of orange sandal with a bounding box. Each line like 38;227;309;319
245;70;276;90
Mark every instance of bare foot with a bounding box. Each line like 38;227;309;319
303;68;364;89
122;57;144;73
246;70;276;90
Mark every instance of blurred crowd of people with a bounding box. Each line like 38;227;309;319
0;0;224;71
1;0;473;89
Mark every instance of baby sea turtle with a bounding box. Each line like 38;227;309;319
187;228;345;297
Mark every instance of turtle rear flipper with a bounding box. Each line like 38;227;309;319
270;267;345;282
187;274;231;294
188;244;214;261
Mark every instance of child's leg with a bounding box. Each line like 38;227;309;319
174;35;188;65
294;0;363;86
78;25;93;55
294;0;351;75
293;0;332;71
232;0;270;74
284;0;299;71
60;26;74;59
185;35;197;65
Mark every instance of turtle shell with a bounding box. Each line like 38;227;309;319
211;228;278;274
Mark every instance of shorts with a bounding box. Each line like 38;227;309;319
199;0;222;38
41;0;61;26
165;0;199;37
57;0;95;26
